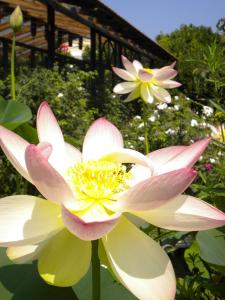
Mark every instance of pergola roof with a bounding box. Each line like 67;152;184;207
0;0;175;63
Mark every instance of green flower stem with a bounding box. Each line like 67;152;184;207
142;102;150;154
92;240;101;300
11;32;16;100
220;124;225;142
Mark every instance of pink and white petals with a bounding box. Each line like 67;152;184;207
82;118;124;161
121;55;138;77
62;206;121;241
113;82;139;94
157;80;181;89
0;125;31;182
7;242;46;264
37;101;67;173
102;217;176;300
25;144;76;207
118;168;196;211
150;85;171;103
138;70;153;82
112;67;136;81
0;195;63;247
38;229;91;287
135;195;225;231
154;68;178;81
152;139;210;175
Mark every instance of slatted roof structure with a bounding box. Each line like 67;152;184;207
0;0;175;75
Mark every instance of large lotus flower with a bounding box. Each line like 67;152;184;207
113;55;181;103
0;102;225;300
209;123;225;143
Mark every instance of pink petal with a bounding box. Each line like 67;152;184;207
152;139;210;175
82;118;124;161
37;101;67;174
138;70;153;82
112;67;136;81
118;168;197;211
154;69;178;81
100;148;153;169
135;195;225;231
25;144;76;207
0;125;31;182
133;60;143;73
129;164;152;186
157;80;182;89
62;206;121;240
121;55;138;77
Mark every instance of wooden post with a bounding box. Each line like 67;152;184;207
47;4;55;68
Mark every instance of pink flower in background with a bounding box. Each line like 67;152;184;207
203;163;214;172
0;102;225;300
113;55;181;103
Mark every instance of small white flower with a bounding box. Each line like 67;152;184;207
218;151;223;156
69;64;73;68
138;123;144;129
200;122;207;128
199;156;203;161
57;93;64;98
191;119;198;127
203;106;213;117
209;158;216;164
148;115;156;122
174;96;179;100
174;105;179;111
157;103;168;110
190;139;194;144
186;97;190;100
134;116;141;120
165;128;175;135
138;136;145;141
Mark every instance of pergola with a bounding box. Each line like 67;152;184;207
0;0;175;76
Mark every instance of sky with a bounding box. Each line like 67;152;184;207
101;0;225;40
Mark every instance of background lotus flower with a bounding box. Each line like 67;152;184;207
0;102;225;300
113;55;181;103
209;123;225;143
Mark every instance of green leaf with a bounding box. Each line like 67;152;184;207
196;229;225;266
0;248;78;299
0;99;32;130
184;241;209;278
209;99;225;113
15;123;38;144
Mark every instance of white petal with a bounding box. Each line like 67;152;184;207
157;80;181;89
151;85;171;103
0;195;63;247
135;195;225;231
65;142;82;169
113;82;139;94
82;118;124;161
100;148;153;169
133;59;143;73
154;68;177;81
141;84;154;103
0;126;31;182
102;217;176;300
7;241;47;264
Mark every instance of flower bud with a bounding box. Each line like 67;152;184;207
10;6;23;32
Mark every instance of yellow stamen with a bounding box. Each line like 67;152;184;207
67;160;131;203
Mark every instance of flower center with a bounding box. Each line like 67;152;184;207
67;160;131;202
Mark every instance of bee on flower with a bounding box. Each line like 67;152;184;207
113;55;181;104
